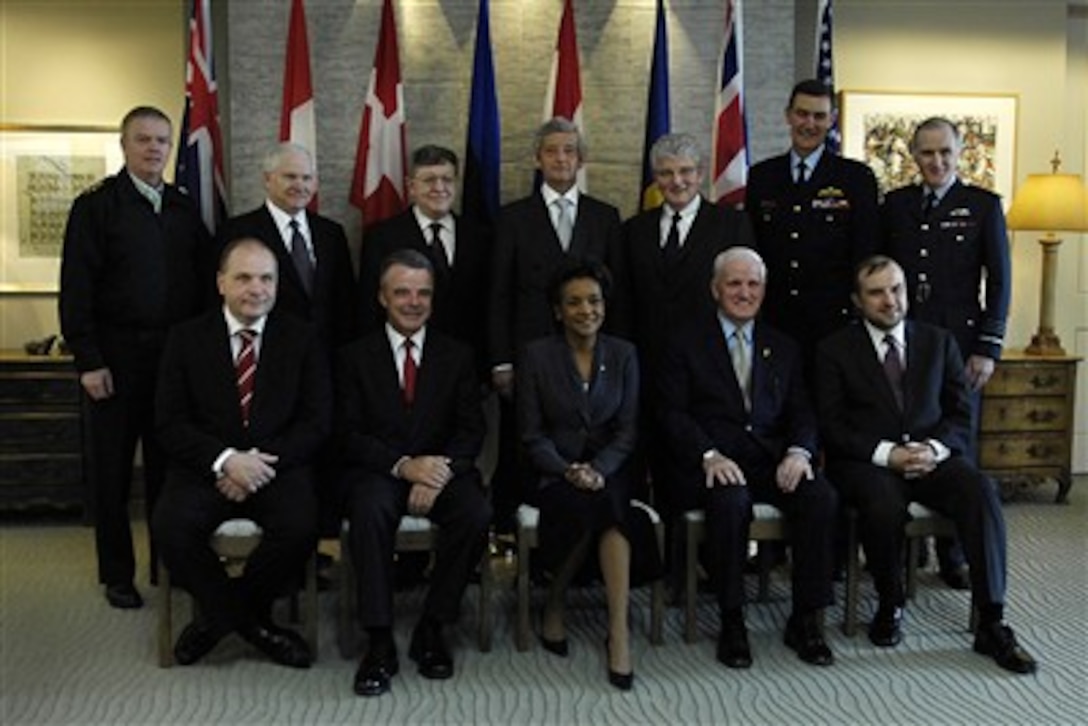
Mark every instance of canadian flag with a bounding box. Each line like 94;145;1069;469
280;0;318;210
350;0;407;229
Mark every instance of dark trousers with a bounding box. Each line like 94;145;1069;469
696;466;838;615
490;394;524;527
152;467;317;630
84;342;165;586
347;469;491;628
830;456;1007;608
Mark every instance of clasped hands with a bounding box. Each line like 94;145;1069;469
400;455;453;516
565;462;604;491
218;449;279;502
889;441;937;479
702;450;813;493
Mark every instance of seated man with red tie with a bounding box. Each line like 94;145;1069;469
153;237;331;668
338;249;492;697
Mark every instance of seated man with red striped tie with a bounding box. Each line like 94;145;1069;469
338;248;492;697
153;237;331;668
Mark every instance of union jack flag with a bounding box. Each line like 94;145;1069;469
176;0;228;234
711;0;747;207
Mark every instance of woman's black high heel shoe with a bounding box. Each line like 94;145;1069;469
605;638;633;691
539;633;569;657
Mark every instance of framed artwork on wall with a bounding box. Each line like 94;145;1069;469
838;91;1018;209
0;124;122;294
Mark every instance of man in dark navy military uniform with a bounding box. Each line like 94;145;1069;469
746;79;880;367
880;116;1011;589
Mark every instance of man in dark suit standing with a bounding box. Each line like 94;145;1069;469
219;142;358;354
815;255;1035;674
60;105;214;609
614;132;755;515
152;238;330;668
746;79;879;365
660;247;837;669
220;142;358;539
488;117;621;529
340;249;491;697
880;117;1011;588
359;145;490;374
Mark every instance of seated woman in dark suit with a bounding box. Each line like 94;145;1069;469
517;261;639;691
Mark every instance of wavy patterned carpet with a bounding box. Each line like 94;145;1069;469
2;481;1085;725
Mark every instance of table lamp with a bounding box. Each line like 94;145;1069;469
1005;151;1088;356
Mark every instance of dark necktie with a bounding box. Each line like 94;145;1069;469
923;191;939;218
236;329;258;426
428;222;450;282
662;212;681;264
882;334;904;410
795;160;807;186
402;338;417;407
289;219;314;295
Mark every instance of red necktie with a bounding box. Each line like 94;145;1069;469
402;338;417;407
236;329;257;426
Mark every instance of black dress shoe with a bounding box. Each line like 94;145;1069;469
105;582;143;609
354;644;399;697
868;605;903;648
174;619;228;666
539;634;569;657
608;668;634;691
716;619;752;669
409;620;454;679
239;623;312;668
973;622;1037;674
784;613;834;666
939;565;971;591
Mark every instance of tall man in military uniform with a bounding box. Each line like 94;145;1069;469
880;116;1011;588
60;106;214;609
746;79;880;367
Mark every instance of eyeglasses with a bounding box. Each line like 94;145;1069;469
413;174;457;188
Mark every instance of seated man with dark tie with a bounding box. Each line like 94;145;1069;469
658;247;837;669
338;249;492;697
815;254;1036;674
153;237;330;668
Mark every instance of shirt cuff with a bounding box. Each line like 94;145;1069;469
212;448;237;478
872;441;895;468
492;363;513;373
926;438;951;463
391;455;411;479
786;446;812;460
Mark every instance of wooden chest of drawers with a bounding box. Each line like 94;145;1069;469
979;352;1080;503
0;352;85;512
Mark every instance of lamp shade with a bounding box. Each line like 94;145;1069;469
1006;172;1088;232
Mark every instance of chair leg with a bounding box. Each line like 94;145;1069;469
684;519;699;644
157;561;174;668
843;512;860;637
303;551;318;658
337;528;357;659
757;543;771;602
477;548;493;653
516;525;532;652
649;516;665;645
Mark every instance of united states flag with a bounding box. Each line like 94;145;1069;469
280;0;318;210
176;0;227;234
350;0;407;229
815;0;840;154
711;0;747;207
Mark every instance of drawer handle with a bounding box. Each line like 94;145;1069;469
1026;409;1058;424
1025;444;1055;459
1029;374;1060;389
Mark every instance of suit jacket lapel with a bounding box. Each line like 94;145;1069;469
707;318;746;410
854;325;904;416
261;206;309;298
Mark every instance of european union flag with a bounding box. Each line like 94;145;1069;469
462;0;501;232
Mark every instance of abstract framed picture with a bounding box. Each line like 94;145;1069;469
0;124;122;294
838;91;1018;208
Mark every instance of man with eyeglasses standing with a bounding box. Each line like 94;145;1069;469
611;132;754;521
360;145;491;378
